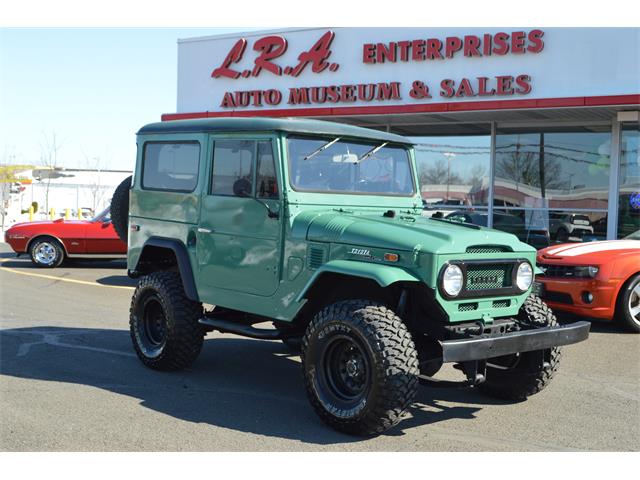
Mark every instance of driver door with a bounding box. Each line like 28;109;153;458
196;136;282;298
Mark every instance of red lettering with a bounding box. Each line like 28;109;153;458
326;85;340;103
493;32;510;55
477;77;496;96
340;85;357;102
511;31;526;54
376;82;401;101
515;74;532;94
412;39;426;61
445;36;463;58
358;84;376;101
496;75;514;95
440;79;455;98
264;89;282;105
220;91;236;108
455;78;475;97
483;33;493;56
212;38;247;79
527;29;545;53
252;36;287;76
290;30;336;77
376;42;396;63
397;40;411;61
288;87;310;105
426;38;443;60
463;35;481;57
363;43;376;64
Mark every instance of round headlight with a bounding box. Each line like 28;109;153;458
516;262;534;291
442;264;464;297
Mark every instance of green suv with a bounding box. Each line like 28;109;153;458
111;117;589;436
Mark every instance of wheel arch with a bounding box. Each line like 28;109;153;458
614;269;640;316
26;234;69;256
132;237;199;302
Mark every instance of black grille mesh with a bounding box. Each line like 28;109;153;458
465;264;512;291
466;245;510;254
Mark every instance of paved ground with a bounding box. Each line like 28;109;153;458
0;243;638;451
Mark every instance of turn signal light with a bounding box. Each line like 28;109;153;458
384;253;399;262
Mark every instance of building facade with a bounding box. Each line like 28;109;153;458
165;27;640;247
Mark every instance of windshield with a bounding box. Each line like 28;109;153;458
287;136;415;196
91;206;111;223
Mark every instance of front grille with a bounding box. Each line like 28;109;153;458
458;302;478;311
492;299;511;308
465;264;513;291
541;290;574;304
538;264;575;278
466;245;511;254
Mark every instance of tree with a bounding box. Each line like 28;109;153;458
39;131;62;212
84;154;106;215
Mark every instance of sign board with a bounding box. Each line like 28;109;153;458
175;27;640;116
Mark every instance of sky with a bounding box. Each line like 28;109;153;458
0;28;261;171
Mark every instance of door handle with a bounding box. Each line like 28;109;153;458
197;227;213;234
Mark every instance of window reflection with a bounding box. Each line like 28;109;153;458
618;124;640;238
412;135;491;208
494;129;610;210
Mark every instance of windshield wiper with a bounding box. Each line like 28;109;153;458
357;142;388;163
303;137;341;161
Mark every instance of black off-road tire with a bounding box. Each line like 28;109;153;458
111;175;132;243
281;336;302;353
615;273;640;333
301;300;419;436
477;295;562;401
29;236;65;268
129;271;204;371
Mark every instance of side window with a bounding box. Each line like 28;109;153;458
211;140;255;196
142;142;200;192
256;141;279;199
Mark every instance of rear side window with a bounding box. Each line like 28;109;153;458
142;142;200;192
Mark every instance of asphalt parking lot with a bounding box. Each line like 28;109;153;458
0;242;638;451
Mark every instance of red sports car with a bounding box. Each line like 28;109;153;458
4;206;127;268
535;232;640;332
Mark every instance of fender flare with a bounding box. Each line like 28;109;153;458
295;259;421;302
136;237;199;302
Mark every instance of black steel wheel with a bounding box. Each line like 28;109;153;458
477;295;562;401
29;236;65;268
130;271;204;371
301;300;419;436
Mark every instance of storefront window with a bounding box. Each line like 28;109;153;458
618;124;640;238
492;208;607;250
494;127;611;210
412;134;491;221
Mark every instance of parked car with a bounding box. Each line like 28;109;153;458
548;213;594;243
4;206;127;268
535;230;640;332
445;210;551;249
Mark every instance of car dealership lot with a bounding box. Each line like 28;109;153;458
0;243;638;452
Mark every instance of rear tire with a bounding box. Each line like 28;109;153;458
301;300;419;436
29;236;65;268
129;271;204;371
616;273;640;333
111;175;132;243
477;295;562;401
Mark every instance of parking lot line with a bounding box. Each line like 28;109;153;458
0;258;135;290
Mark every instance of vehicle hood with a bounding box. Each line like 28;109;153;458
538;240;640;264
297;211;533;254
8;219;88;230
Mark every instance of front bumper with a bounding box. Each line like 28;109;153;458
441;321;590;362
536;277;618;320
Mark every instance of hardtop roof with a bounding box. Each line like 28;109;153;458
137;117;413;144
